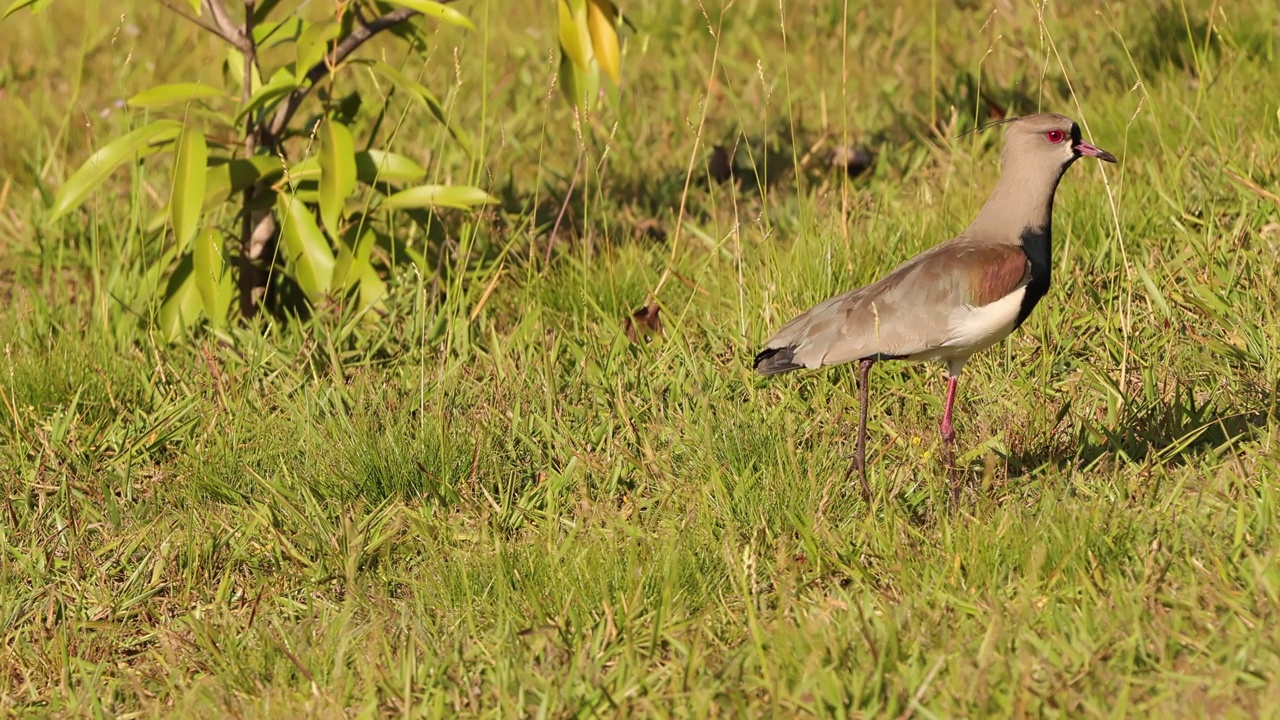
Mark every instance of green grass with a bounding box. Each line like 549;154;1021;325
3;0;1280;716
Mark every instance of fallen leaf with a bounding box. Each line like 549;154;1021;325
623;303;662;343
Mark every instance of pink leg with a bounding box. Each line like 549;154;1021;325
940;375;960;506
940;376;958;442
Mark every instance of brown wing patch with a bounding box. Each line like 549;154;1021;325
970;245;1031;306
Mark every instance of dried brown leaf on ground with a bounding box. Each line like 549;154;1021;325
623;303;662;343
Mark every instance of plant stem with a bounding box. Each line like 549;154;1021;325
238;0;274;318
264;8;420;141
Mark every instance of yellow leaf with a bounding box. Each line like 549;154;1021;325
557;0;593;68
586;0;621;85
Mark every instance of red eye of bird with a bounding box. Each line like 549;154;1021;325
1045;130;1066;144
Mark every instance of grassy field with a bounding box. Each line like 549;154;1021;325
2;0;1280;716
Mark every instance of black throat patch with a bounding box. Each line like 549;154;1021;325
1015;225;1052;328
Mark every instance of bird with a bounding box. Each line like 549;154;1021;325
753;114;1116;506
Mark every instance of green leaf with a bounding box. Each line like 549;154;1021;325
361;265;388;308
288;183;322;204
333;223;375;289
186;0;200;14
361;60;472;154
192;228;232;328
350;261;388;314
319;118;357;239
225;48;263;95
383;0;475;30
171;128;208;254
146;155;283;234
128;83;227;109
1134;261;1173;321
252;0;286;24
280;147;419;185
276;193;335;302
254;16;304;48
559;51;600;110
240;67;298;120
334;225;387;314
159;254;204;342
2;0;45;19
49;120;182;223
295;20;340;80
380;184;498;211
206;155;283;204
138;247;179;304
282;155;321;183
356;150;427;184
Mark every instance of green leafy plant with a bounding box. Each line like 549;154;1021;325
556;0;626;110
5;0;631;340
6;0;498;339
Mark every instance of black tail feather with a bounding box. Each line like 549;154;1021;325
753;346;803;376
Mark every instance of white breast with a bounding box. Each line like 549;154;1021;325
941;286;1027;354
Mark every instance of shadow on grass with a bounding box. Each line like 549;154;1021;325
1005;388;1277;479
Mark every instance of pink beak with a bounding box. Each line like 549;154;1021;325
1075;141;1117;163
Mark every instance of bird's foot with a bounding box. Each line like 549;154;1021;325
843;455;871;503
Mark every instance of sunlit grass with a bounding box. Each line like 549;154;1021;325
1;0;1279;716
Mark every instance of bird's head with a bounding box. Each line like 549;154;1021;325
1002;114;1117;171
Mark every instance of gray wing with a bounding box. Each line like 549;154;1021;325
756;237;1030;372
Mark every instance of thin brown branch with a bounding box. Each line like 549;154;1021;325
158;0;243;47
264;8;419;140
546;151;584;264
241;0;256;142
239;0;268;319
201;0;247;49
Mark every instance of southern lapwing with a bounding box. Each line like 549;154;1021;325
754;114;1116;505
